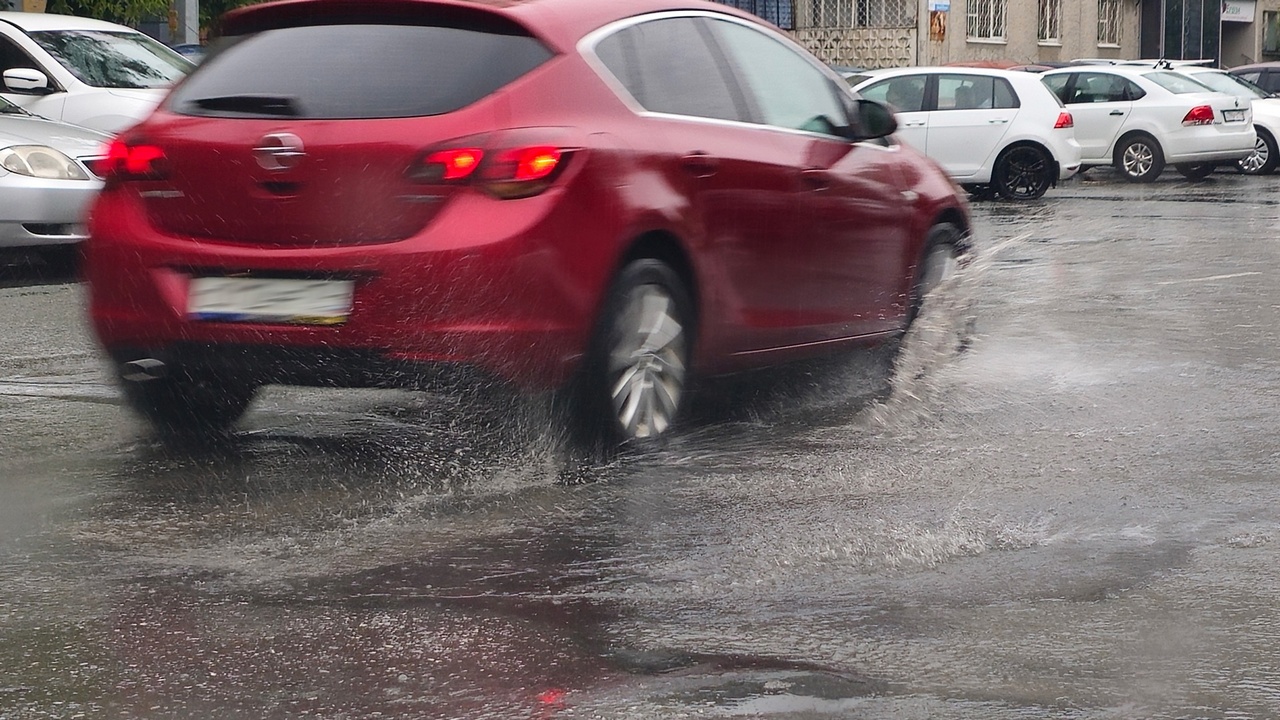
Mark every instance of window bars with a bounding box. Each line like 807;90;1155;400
1097;0;1122;45
792;0;915;29
715;0;796;30
967;0;1007;40
1039;0;1061;43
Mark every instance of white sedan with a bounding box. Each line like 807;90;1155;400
0;95;108;252
1165;63;1280;175
1040;65;1255;182
850;67;1082;200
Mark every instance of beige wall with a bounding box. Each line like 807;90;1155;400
917;1;1140;67
1221;0;1280;68
791;1;1143;70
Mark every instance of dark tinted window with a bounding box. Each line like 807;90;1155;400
169;24;551;119
595;18;745;122
1042;73;1070;103
1068;72;1140;103
860;75;926;113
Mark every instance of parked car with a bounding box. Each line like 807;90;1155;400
84;0;971;448
1228;61;1280;95
1040;65;1255;181
1165;63;1280;175
0;12;193;134
169;43;207;63
850;67;1082;200
0;94;108;253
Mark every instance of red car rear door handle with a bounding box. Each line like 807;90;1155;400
681;152;719;178
801;168;830;191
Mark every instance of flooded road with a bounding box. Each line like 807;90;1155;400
3;169;1280;719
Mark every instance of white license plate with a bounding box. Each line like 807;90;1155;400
1224;109;1246;123
188;276;354;325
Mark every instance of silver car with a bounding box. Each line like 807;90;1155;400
0;96;108;249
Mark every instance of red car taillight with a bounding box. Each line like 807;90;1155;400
478;146;565;199
1182;105;1216;126
100;137;170;183
1053;111;1073;129
417;148;485;182
409;134;574;199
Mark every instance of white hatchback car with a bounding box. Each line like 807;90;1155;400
1164;63;1280;175
1040;65;1255;182
850;67;1082;200
0;12;193;134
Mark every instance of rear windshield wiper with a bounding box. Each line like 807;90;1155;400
189;94;300;116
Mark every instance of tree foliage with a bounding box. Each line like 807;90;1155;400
47;0;171;26
44;0;267;33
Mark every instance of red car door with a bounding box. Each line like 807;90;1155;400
707;17;913;340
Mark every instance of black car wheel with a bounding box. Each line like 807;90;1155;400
993;145;1053;200
1237;128;1278;175
573;259;692;449
907;222;964;327
1175;162;1216;180
1114;134;1165;183
122;371;257;436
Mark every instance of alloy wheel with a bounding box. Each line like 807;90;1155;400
995;146;1051;200
1122;142;1155;179
606;283;687;439
1238;136;1269;174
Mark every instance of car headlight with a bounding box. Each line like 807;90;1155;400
0;145;89;180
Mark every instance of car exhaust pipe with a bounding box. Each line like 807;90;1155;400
121;358;167;382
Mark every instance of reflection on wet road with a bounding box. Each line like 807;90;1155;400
4;170;1280;718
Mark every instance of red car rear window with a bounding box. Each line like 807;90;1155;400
169;23;551;119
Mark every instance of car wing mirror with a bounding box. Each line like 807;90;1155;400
851;98;898;141
3;68;53;95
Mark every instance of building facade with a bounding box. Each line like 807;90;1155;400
716;0;1280;70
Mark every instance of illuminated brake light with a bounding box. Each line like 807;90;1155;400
480;146;570;199
413;148;484;182
1054;111;1073;129
1182;105;1215;126
102;138;169;182
509;147;562;181
408;140;572;198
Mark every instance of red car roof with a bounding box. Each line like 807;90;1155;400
219;0;765;53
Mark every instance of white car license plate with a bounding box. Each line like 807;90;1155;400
188;276;355;325
1224;109;1246;123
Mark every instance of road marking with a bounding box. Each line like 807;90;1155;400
1155;271;1261;286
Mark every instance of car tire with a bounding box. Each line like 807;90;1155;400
572;259;693;450
121;372;257;436
907;222;964;327
992;145;1054;200
1236;128;1278;175
1175;162;1216;180
1114;134;1164;183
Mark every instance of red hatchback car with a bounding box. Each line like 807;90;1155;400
85;0;971;447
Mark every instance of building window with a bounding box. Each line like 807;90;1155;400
797;0;853;28
795;0;915;29
713;0;795;30
1098;0;1122;45
1039;0;1061;42
857;0;915;27
1265;11;1280;55
967;0;1007;41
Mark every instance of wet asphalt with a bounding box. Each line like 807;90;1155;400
2;167;1280;719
